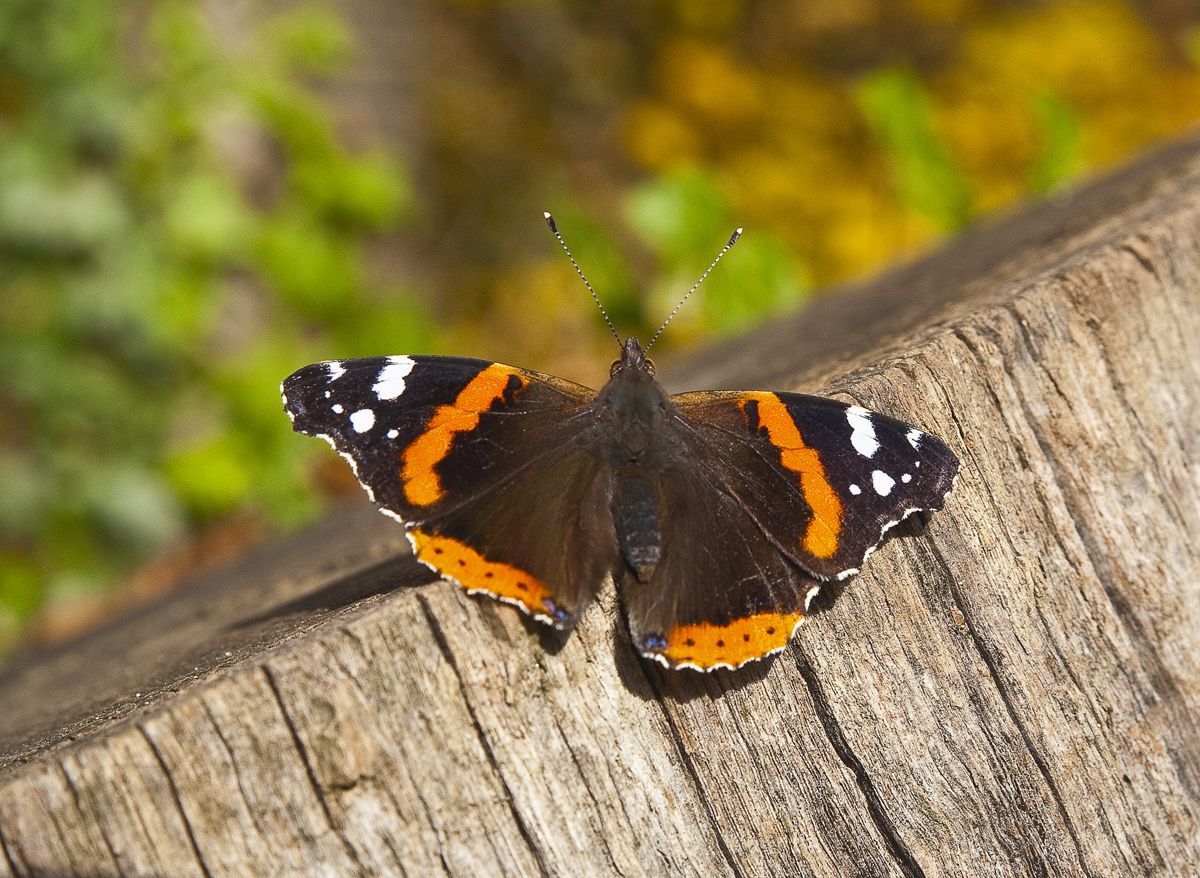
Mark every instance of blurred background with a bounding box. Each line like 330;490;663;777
2;0;1199;661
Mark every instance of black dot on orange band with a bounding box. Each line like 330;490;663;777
517;582;528;591
484;571;494;578
434;547;443;554
659;611;804;670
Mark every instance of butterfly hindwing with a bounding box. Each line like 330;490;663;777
282;355;609;625
410;436;618;628
619;463;817;670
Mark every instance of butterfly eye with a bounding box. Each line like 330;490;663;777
609;359;622;376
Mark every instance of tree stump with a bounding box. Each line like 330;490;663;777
3;134;1200;877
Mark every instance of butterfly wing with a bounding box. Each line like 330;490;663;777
624;391;958;670
671;391;958;578
282;355;617;627
620;465;818;671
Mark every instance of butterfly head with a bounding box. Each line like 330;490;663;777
610;337;655;379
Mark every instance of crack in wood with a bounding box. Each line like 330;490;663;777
330;625;450;876
790;648;928;878
1120;240;1159;278
929;535;1096;878
620;599;747;878
417;593;553;878
261;663;367;874
548;709;623;875
1000;298;1200;809
950;321;1103;873
197;697;265;845
56;759;121;874
138;724;213;878
0;830;17;878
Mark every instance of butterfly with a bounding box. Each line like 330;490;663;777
281;216;959;671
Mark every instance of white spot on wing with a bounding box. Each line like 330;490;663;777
327;361;346;381
331;403;344;414
834;469;958;583
373;356;416;400
902;473;912;483
872;470;895;496
350;409;376;432
906;428;923;449
847;406;879;458
849;483;862;495
387;428;399;439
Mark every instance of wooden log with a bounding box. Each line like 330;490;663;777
3;133;1200;875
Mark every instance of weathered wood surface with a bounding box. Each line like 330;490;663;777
3;133;1200;876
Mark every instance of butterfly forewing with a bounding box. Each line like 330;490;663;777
670;391;958;580
283;355;595;520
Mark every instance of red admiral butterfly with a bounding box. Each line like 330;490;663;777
282;216;958;671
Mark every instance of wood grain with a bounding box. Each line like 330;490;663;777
3;134;1200;875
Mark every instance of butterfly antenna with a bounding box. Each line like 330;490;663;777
544;212;621;345
645;227;742;353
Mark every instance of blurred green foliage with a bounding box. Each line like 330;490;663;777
857;68;971;233
0;0;419;648
3;0;1200;656
625;170;806;338
622;0;1200;284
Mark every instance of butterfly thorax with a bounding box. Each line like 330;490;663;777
595;338;675;464
596;338;677;582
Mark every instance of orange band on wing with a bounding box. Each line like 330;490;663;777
655;612;805;669
402;365;527;506
741;393;842;558
409;530;557;619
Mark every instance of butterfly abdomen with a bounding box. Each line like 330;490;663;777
612;471;664;582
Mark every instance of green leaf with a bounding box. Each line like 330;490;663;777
0;155;130;255
82;465;187;553
164;435;255;519
164;171;257;262
624;169;806;337
544;203;642;331
625;168;733;262
1028;90;1082;194
257;211;360;316
857;67;971;232
0;556;43;621
268;3;353;73
293;150;413;229
0;453;52;540
700;233;808;335
334;294;437;358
